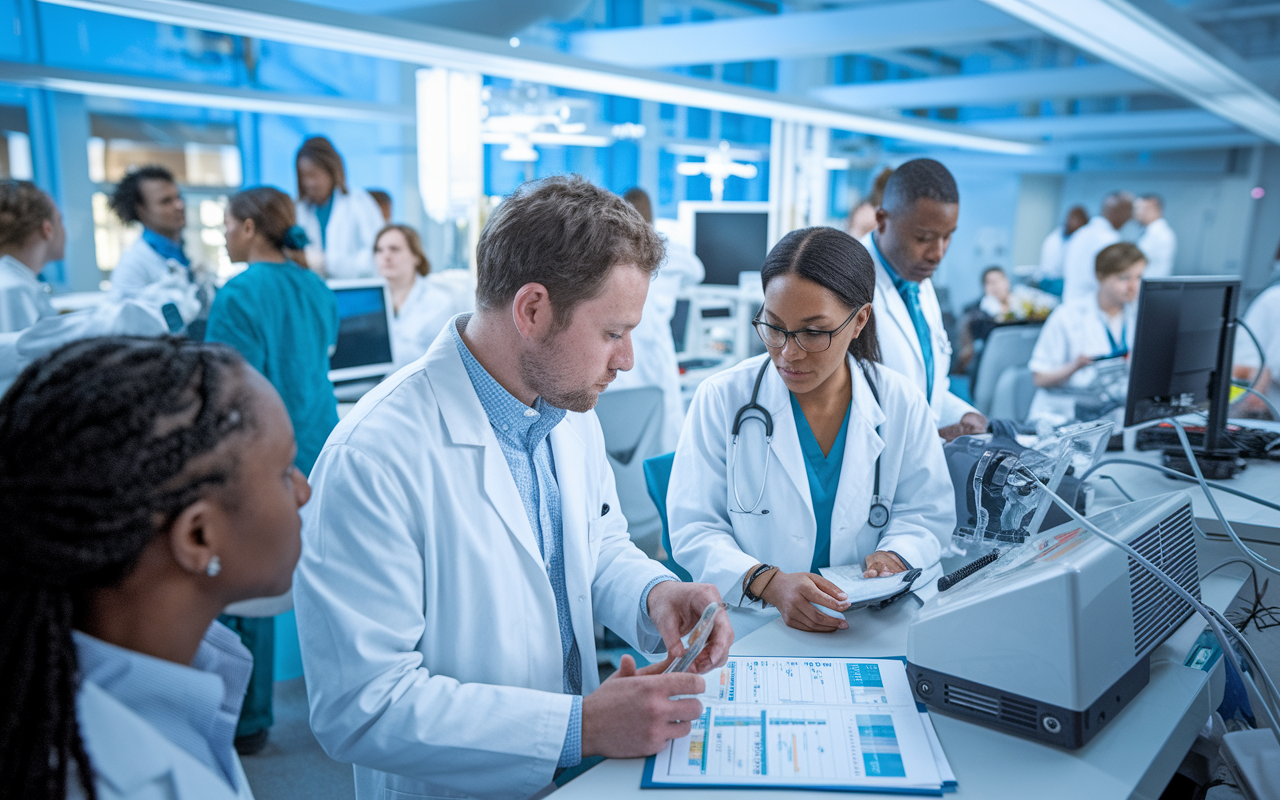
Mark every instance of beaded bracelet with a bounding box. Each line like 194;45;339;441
743;563;777;604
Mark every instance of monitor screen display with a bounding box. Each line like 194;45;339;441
694;211;769;285
1124;278;1239;428
330;286;393;372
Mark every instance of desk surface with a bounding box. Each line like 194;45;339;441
1093;429;1280;534
555;574;1242;800
554;435;1276;799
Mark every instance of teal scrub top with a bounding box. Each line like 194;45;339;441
315;195;334;248
790;393;852;573
205;260;339;475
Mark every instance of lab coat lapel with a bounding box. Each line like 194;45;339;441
830;361;887;568
550;421;596;665
757;360;814;520
428;337;545;568
874;258;926;370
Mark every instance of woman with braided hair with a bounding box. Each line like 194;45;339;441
0;179;65;332
205;185;338;753
0;335;310;799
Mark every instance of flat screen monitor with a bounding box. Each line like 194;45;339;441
328;279;395;383
671;298;690;354
1124;276;1240;475
693;211;769;286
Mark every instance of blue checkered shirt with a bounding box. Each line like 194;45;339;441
453;317;674;768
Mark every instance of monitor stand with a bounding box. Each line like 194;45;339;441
1162;446;1245;480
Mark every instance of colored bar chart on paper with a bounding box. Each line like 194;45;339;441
643;657;953;794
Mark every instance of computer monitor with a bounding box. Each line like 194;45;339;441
1124;276;1241;478
670;298;690;355
682;203;770;286
328;279;395;383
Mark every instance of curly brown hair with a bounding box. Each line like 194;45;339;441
0;180;56;250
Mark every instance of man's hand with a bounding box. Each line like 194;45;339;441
939;411;988;442
862;551;907;578
758;571;849;632
581;655;706;759
650;576;732;670
646;581;734;674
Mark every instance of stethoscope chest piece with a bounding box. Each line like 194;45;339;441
868;496;890;529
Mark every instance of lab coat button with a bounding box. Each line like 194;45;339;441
578;594;586;602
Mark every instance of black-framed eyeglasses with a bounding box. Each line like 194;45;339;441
751;306;861;353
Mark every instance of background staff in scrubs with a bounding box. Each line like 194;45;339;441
374;223;475;370
669;227;955;633
206;186;339;755
0;336;310;800
0;180;63;333
107;165;194;298
293;136;385;279
1029;242;1146;391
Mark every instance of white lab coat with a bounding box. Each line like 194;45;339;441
606;239;705;451
295;189;385;279
69;682;254;800
861;234;977;428
388;271;476;370
293;321;674;800
1137;217;1176;279
669;354;954;603
1026;297;1136;423
111;237;187;298
1061;216;1121;305
0;254;55;333
1037;226;1066;281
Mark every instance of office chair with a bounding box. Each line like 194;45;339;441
643;453;692;581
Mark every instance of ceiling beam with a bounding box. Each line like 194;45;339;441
809;63;1154;110
0;60;416;122
974;0;1280;145
37;0;1037;153
567;0;1031;68
969;108;1236;139
1044;131;1261;153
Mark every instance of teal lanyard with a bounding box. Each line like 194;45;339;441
1103;316;1127;358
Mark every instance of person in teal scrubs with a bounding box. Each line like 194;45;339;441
205;185;339;754
669;227;956;633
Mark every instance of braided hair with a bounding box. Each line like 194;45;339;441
0;336;255;799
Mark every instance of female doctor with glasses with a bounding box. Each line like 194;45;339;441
668;227;956;632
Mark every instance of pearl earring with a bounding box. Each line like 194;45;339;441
206;556;221;577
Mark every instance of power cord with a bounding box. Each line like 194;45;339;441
1205;558;1280;634
1084;459;1280;515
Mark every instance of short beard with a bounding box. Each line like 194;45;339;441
518;330;603;413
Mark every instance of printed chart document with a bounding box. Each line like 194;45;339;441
643;657;954;794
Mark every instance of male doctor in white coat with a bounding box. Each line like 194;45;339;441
294;175;733;800
861;158;986;441
108;165;193;298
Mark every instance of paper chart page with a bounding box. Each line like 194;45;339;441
648;658;944;790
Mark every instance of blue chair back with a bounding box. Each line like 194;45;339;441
643;452;691;582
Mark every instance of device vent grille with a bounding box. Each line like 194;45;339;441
943;684;1039;731
1128;504;1200;658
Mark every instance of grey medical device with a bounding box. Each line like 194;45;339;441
906;491;1199;749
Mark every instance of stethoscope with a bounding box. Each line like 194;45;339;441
730;359;890;529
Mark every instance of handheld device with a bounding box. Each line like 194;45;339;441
664;601;728;674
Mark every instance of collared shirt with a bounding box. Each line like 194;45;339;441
73;621;252;790
142;227;190;269
871;234;935;397
450;314;671;769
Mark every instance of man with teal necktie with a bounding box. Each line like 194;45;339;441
861;159;987;442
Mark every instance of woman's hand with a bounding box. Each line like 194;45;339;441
862;551;907;578
758;571;850;632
